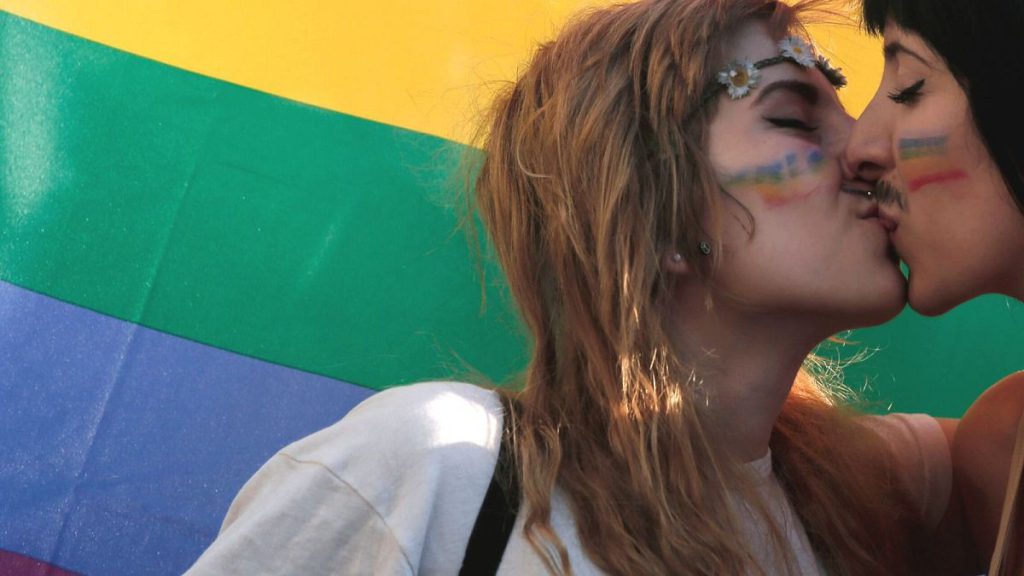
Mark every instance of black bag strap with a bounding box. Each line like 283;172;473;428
459;394;520;576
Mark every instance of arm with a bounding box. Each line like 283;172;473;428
187;382;502;575
185;453;415;576
867;413;977;574
954;371;1024;569
922;417;981;574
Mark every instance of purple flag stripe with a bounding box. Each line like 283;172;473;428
0;549;79;576
0;280;376;575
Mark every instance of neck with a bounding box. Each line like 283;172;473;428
667;289;828;463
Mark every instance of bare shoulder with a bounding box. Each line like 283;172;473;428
954;371;1024;562
957;372;1024;459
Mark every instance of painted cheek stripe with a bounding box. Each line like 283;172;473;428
806;149;825;171
785;153;801;177
899;136;949;160
908;169;968;192
723;149;825;206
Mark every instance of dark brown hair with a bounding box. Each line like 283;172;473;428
863;0;1024;212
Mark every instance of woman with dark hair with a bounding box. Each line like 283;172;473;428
186;0;969;574
845;0;1024;571
847;0;1024;316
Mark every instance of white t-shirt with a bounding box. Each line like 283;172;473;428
185;381;950;575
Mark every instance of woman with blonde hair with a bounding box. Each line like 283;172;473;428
188;0;969;573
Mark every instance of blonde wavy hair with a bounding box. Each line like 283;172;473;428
470;0;923;574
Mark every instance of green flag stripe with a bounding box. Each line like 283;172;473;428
3;12;1022;414
0;11;528;390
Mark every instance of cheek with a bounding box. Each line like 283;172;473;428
716;226;853;311
720;146;830;207
897;135;969;193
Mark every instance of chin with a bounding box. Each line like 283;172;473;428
907;277;965;317
862;287;907;325
842;271;907;328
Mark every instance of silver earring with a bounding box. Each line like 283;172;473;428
670;253;684;263
698;241;712;255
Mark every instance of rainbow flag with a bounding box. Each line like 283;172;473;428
0;3;1021;574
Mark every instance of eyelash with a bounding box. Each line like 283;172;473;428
888;79;925;104
765;117;817;132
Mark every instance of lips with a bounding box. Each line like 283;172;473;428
878;208;907;265
850;193;902;263
874;211;902;265
841;183;901;261
877;204;900;232
877;212;898;231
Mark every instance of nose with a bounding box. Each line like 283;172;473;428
826;108;856;173
843;97;894;185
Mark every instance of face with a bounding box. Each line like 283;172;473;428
704;21;905;331
845;22;1024;315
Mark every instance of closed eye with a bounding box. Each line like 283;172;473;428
764;117;817;132
888;79;925;104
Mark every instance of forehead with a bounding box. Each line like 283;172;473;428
721;19;780;63
882;20;923;48
718;19;841;106
881;21;941;69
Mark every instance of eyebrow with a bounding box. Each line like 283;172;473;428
753;79;820;106
883;41;933;69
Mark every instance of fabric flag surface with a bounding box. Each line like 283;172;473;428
0;2;1021;574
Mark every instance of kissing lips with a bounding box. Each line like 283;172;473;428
877;212;898;232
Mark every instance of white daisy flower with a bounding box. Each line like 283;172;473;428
779;36;816;68
717;60;761;100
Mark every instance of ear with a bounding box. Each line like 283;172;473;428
661;250;692;275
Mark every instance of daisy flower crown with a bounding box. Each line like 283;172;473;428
699;36;846;107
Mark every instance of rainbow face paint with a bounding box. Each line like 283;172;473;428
898;136;968;192
907;170;969;191
899;136;947;160
806;149;825;171
722;148;826;206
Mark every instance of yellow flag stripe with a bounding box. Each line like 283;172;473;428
0;1;880;144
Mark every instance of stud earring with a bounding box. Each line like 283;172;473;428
698;241;712;255
670;253;684;263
